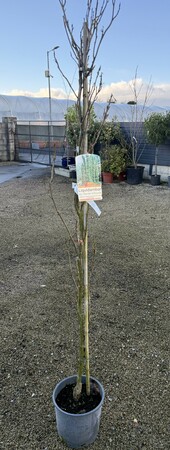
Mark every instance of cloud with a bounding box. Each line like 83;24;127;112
6;87;75;100
152;83;170;106
97;79;170;107
4;79;170;107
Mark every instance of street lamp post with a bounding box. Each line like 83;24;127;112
45;46;59;164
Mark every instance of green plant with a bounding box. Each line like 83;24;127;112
65;104;97;149
101;145;127;176
97;120;121;148
165;112;170;138
65;105;122;154
144;112;169;175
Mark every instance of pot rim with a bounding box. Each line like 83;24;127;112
52;375;105;417
126;165;145;169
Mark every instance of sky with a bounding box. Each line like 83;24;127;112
0;0;170;106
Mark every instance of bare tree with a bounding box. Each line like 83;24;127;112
53;0;120;400
127;67;153;168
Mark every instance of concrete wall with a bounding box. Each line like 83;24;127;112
139;164;170;182
0;117;17;161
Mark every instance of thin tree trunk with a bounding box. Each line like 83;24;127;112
82;21;90;396
58;0;121;401
73;21;90;400
83;203;90;395
155;146;159;176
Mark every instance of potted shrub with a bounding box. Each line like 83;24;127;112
144;112;170;186
51;1;121;448
101;145;127;183
101;149;113;183
101;155;114;183
110;145;127;181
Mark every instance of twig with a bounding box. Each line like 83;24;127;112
49;180;78;255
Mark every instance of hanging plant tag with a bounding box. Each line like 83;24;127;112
72;183;101;216
76;154;102;202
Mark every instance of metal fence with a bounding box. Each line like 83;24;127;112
15;120;70;166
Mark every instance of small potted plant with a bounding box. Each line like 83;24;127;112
101;145;127;183
101;157;114;183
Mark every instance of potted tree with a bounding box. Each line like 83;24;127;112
125;68;153;185
144;112;169;186
126;136;145;185
51;1;121;448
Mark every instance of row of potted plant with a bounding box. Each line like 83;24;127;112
101;110;170;186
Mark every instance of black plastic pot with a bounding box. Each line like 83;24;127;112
52;375;105;449
126;166;144;185
70;169;77;180
150;174;161;186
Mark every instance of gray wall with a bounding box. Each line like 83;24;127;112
0;117;17;161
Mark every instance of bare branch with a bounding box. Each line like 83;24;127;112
91;1;121;67
88;67;102;105
49;180;78;255
89;94;114;152
53;50;78;99
128;66;153;166
59;0;81;61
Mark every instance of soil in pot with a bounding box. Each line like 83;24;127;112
56;380;101;414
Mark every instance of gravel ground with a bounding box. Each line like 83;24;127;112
0;168;170;450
